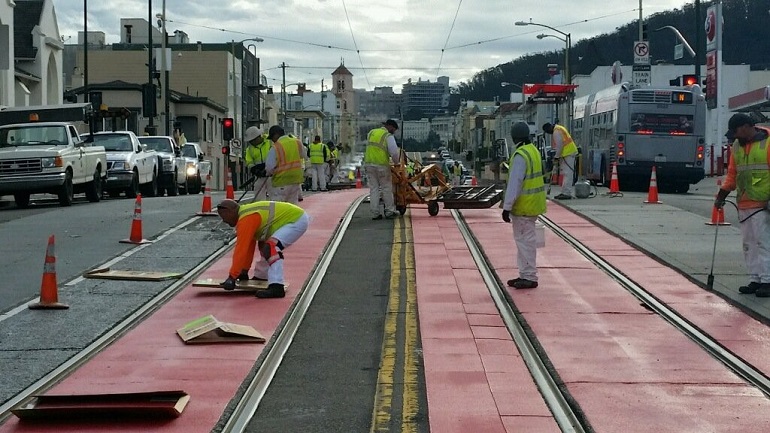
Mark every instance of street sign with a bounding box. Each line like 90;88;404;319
633;41;650;65
231;139;241;149
632;64;651;86
674;44;684;60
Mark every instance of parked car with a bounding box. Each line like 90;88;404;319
180;143;211;194
84;131;160;198
137;136;187;196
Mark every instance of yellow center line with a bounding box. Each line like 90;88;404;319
370;217;403;432
402;214;419;432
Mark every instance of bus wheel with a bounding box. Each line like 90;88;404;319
674;182;689;194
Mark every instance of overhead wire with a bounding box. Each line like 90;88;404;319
340;0;371;89
435;0;464;79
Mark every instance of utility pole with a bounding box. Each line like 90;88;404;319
147;0;154;133
281;62;287;129
160;0;169;136
694;0;702;82
638;0;643;41
320;78;325;139
83;1;88;104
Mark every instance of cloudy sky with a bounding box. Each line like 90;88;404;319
52;0;692;92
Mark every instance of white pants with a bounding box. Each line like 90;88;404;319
310;163;327;191
511;215;538;281
253;213;310;284
250;177;271;202
365;164;395;217
559;154;576;197
270;184;301;205
739;208;770;284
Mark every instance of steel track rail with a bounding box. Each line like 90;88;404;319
452;210;586;433
539;214;770;397
0;216;235;422
221;195;365;433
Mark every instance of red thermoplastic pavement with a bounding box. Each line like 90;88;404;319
1;190;365;433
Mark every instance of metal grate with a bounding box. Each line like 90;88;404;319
0;159;42;175
631;90;671;104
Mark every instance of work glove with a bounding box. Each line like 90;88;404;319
221;277;237;291
501;210;511;223
714;198;725;209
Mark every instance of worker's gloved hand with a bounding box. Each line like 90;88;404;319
250;163;267;178
221;277;237;291
501;210;511;223
714;198;725;209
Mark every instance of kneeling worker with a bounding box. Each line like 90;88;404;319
216;199;310;298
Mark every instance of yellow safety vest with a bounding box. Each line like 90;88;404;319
364;127;391;166
245;134;270;166
238;201;305;241
509;143;547;216
272;135;305;187
734;134;770;202
553;124;578;158
309;142;326;164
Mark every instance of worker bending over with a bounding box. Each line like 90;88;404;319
216;199;309;298
543;122;578;200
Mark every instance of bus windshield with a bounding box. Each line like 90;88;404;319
629;113;694;134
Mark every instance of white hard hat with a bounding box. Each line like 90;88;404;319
244;126;263;142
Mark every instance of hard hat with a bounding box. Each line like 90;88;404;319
510;122;530;141
244;126;263;142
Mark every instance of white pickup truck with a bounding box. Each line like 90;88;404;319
85;131;160;198
137;136;187;196
180;142;212;194
0;121;107;207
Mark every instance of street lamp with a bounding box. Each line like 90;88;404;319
516;20;572;129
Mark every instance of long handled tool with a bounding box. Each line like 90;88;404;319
546;160;560;196
706;218;719;290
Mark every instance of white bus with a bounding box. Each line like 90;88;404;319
572;83;706;193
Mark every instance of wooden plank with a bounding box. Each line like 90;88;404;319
12;390;190;420
83;268;183;281
176;315;266;344
192;278;290;291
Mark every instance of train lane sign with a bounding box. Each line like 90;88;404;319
634;41;650;65
632;64;651;86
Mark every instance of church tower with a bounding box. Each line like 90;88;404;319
332;61;355;153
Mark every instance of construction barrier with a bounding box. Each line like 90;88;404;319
28;235;69;310
197;174;218;216
607;162;623;197
225;167;235;200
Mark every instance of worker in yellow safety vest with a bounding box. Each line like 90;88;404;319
327;141;339;184
244;126;271;202
308;135;328;191
501;122;547;289
364;119;401;219
216;199;309;298
265;125;305;205
543;122;578;200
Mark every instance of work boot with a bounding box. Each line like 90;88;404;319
553;194;572;200
256;283;285;298
506;278;523;287
385;211;397;219
738;281;761;294
511;279;538;289
237;271;250;281
755;283;770;298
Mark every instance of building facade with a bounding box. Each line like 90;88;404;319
402;76;449;118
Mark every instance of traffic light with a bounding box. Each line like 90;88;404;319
141;84;157;118
222;117;234;141
669;77;681;86
642;24;648;41
682;74;698;86
221;145;230;155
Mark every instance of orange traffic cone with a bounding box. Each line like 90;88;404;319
705;204;731;226
120;194;152;244
29;235;69;310
644;166;662;204
197;174;218;216
225;167;235;199
471;175;478;186
355;168;362;189
608;163;621;195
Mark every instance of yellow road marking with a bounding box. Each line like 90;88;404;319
402;215;419;432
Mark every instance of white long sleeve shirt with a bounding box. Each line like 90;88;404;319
502;153;528;211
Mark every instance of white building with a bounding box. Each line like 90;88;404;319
402;118;431;142
0;0;63;108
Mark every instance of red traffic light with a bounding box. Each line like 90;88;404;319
682;74;698;86
221;145;230;155
222;117;235;141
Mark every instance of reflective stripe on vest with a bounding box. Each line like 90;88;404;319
735;137;770;202
364;127;390;166
509;143;547;216
309;142;326;164
554;125;578;157
238;201;305;240
272;135;305;187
